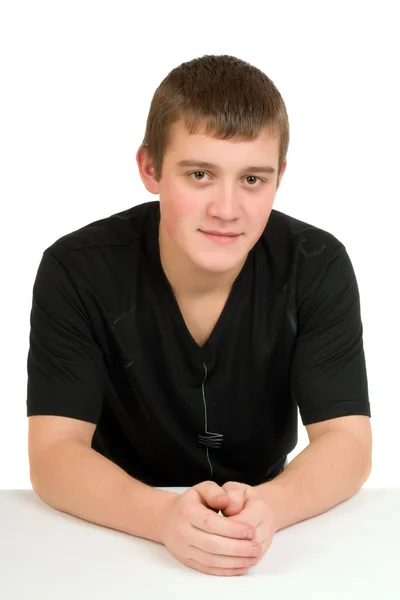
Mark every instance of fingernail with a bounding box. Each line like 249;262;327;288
249;545;260;557
215;493;228;500
228;502;239;508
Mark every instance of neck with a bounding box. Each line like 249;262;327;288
158;222;246;299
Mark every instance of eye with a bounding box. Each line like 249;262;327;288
189;171;209;181
187;172;264;187
245;176;263;187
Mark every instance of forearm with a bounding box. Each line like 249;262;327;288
30;439;177;544
256;432;372;533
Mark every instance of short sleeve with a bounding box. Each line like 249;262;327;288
27;249;105;424
291;246;371;426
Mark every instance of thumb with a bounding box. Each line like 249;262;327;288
221;483;246;517
193;480;231;511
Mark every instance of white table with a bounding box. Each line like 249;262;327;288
0;487;399;599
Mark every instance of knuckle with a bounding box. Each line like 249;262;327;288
184;487;196;499
238;557;255;568
198;562;247;577
207;554;220;568
181;502;194;521
235;542;247;556
197;480;212;489
223;482;237;491
222;556;241;569
222;566;245;576
204;538;218;554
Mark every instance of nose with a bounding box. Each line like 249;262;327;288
208;183;241;220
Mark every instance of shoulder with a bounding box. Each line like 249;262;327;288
36;201;160;304
263;208;344;260
259;209;347;286
44;200;159;260
34;201;160;328
255;209;353;327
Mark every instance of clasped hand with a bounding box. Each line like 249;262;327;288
160;480;276;576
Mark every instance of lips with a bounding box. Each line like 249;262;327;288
199;230;242;245
200;230;240;237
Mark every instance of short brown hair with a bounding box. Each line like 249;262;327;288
140;54;290;183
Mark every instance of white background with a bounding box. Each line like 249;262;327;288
0;1;398;489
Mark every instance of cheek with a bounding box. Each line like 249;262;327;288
161;184;198;236
251;204;273;236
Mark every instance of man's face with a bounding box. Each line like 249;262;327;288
151;119;285;274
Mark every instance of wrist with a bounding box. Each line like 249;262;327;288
254;483;278;535
153;489;180;545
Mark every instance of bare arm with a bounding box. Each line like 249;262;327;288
255;429;372;532
28;416;263;577
29;416;177;544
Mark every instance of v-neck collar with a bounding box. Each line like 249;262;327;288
145;203;253;359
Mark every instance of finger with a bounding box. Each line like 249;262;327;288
189;527;261;558
227;499;264;531
253;521;264;544
190;506;256;541
255;521;275;552
192;480;231;511
184;558;249;577
188;545;260;570
221;483;246;516
253;534;272;561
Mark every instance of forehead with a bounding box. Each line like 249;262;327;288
166;119;279;154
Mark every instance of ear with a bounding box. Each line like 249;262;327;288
136;145;160;195
276;159;287;191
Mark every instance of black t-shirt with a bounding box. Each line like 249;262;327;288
26;201;371;487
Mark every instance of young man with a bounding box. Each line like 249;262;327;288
26;54;372;577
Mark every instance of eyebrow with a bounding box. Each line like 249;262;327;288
177;159;276;174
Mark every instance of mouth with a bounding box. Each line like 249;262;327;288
199;230;242;245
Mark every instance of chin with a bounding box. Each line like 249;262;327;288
193;253;245;274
